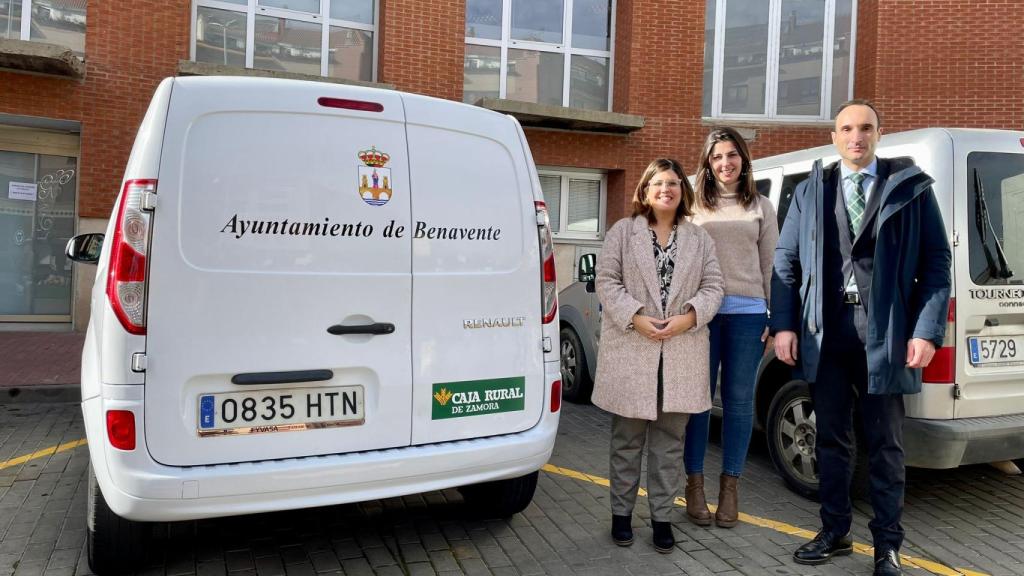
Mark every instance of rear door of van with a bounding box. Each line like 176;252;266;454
401;95;546;444
954;130;1024;419
144;78;413;466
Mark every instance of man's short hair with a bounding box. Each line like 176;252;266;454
835;99;882;128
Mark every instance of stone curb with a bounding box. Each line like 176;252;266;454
0;384;80;404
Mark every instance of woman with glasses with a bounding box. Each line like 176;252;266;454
683;127;779;528
592;158;723;553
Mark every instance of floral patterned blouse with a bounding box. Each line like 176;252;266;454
650;226;678;312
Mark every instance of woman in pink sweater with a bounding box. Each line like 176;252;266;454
684;127;779;528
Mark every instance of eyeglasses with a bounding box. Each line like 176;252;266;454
648;179;682;188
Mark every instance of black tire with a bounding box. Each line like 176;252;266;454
458;471;539;518
766;380;820;500
559;327;592;404
766;380;870;501
87;464;148;575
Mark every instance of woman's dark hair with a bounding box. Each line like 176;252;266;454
630;158;695;224
694;127;756;209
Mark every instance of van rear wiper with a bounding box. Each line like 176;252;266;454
973;168;1014;281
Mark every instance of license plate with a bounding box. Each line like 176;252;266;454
197;385;364;437
968;336;1024;366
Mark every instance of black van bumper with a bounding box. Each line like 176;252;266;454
904;413;1024;469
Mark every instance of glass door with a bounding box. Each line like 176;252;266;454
0;150;77;321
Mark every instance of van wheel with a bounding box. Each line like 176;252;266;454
87;465;148;575
559;327;592;403
766;380;870;501
458;471;538;518
766;380;820;500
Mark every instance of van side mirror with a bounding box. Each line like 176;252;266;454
578;253;596;282
578;253;596;292
65;233;104;264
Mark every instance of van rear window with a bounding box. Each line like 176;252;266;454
777;172;809;229
968;152;1024;285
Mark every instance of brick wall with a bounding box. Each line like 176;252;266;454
0;1;190;218
1;0;1021;224
859;0;1024;132
379;0;465;102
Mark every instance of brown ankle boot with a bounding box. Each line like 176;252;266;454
685;474;712;526
715;474;739;528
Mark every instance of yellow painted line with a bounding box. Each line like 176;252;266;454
542;463;989;576
0;438;88;471
0;449;991;575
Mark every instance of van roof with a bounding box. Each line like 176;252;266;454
753;127;1024;169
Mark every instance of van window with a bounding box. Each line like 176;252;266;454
968;152;1024;285
777;172;809;229
756;178;771;197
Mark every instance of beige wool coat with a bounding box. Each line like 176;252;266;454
591;216;724;421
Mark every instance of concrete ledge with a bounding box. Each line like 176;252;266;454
0;38;85;79
177;60;395;90
477;98;644;134
1;385;79;404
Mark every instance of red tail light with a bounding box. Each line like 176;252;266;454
536;201;557;324
923;298;955;383
550;379;562;412
106;179;155;335
106;410;136;450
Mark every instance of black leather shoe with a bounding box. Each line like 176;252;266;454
793;530;853;565
651;520;674;553
611;514;633;546
874;548;902;576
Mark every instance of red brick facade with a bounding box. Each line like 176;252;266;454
1;0;1022;222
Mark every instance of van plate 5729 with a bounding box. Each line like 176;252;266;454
197;385;365;437
968;336;1024;367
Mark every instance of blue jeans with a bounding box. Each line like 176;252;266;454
683;312;766;477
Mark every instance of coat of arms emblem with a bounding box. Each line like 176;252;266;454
357;146;392;206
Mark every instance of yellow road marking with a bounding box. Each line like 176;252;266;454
0;445;990;576
542;463;989;576
0;439;88;471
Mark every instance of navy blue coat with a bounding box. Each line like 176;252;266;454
770;158;951;394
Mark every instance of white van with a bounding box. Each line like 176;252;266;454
750;128;1024;497
66;76;562;574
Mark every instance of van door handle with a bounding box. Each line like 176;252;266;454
327;322;395;336
231;369;333;385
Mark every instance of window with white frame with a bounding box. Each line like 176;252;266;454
0;0;86;57
464;0;614;111
702;0;854;121
539;170;605;240
192;0;376;82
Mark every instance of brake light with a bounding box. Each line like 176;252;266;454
550;379;562;412
106;410;136;450
923;298;956;383
106;179;155;335
536;201;557;324
317;97;384;112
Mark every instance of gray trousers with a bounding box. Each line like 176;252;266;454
609;403;689;521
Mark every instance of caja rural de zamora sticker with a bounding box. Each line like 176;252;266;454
432;377;525;419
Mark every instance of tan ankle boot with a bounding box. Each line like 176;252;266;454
715;473;739;528
685;473;712;526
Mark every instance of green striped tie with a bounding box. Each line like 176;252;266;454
846;172;866;235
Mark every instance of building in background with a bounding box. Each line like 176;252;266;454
1;0;1022;330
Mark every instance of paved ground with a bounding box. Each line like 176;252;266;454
2;399;1023;576
0;332;84;402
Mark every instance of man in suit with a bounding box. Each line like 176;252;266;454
770;100;951;576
